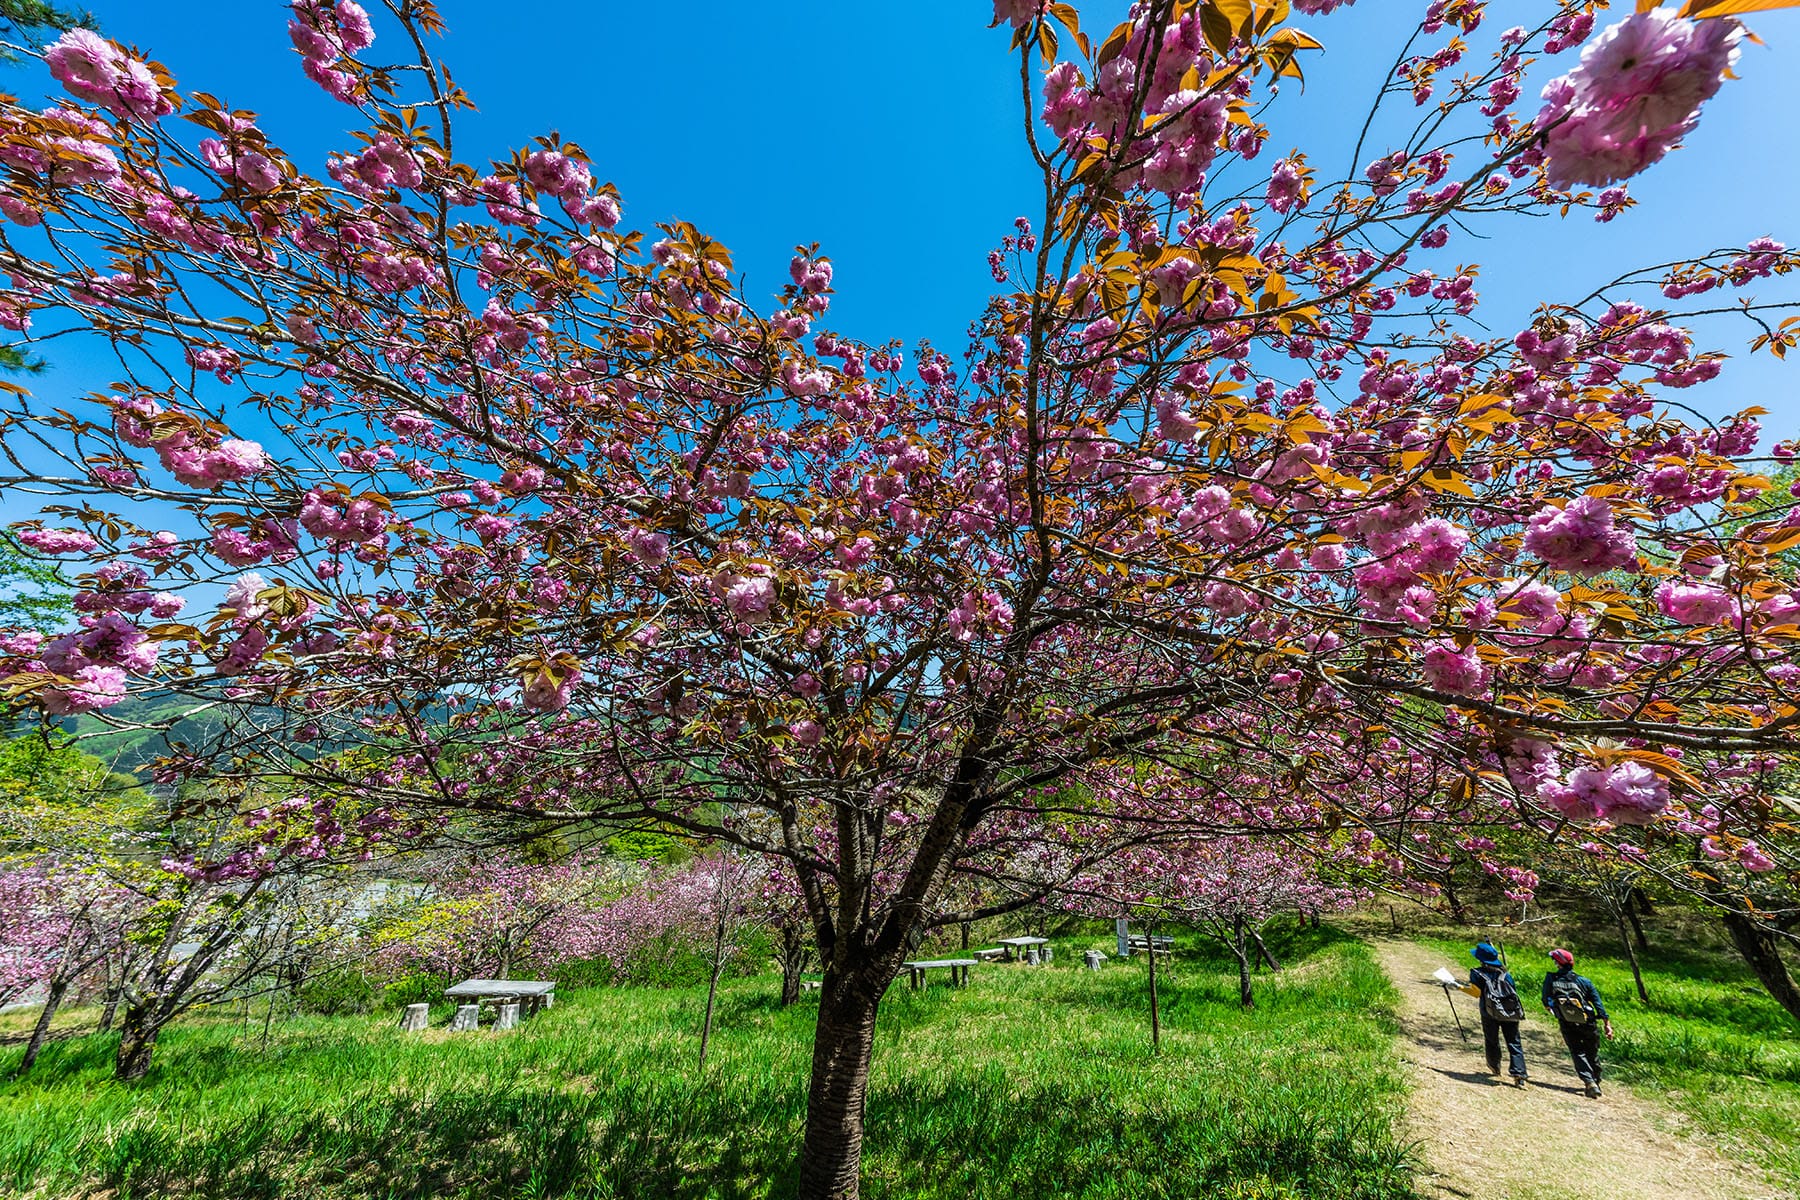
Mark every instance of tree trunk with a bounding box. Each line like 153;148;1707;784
959;921;969;951
1233;915;1255;1008
1250;927;1281;972
1613;906;1650;1004
1444;880;1467;924
1633;887;1656;917
97;987;120;1033
698;956;725;1068
796;979;883;1200
15;978;68;1077
1722;909;1800;1023
778;926;809;1008
115;1004;163;1082
1624;897;1649;951
698;858;736;1068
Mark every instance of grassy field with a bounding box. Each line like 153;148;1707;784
0;924;1414;1200
1413;915;1800;1189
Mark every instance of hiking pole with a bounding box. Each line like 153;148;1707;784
1431;967;1470;1040
1439;983;1468;1040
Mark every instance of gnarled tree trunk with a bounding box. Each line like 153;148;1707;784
1721;909;1800;1024
777;924;810;1008
796;974;884;1200
115;1003;163;1081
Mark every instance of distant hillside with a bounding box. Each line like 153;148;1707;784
65;694;232;775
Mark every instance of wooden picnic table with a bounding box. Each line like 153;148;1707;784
898;958;978;989
444;978;557;1014
995;936;1051;963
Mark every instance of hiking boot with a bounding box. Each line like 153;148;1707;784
1585;1082;1601;1098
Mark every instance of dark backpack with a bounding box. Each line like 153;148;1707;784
1475;967;1525;1022
1547;973;1593;1026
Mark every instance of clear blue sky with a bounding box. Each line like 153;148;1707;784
28;1;1800;438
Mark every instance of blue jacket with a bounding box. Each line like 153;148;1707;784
1541;967;1608;1021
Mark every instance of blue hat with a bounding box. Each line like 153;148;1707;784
1471;942;1502;965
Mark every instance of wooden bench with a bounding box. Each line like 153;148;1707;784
899;958;977;989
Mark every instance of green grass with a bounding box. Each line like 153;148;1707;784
1417;918;1800;1187
0;924;1415;1200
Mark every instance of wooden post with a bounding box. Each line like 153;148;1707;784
399;1003;428;1032
495;1002;520;1031
449;1004;480;1032
1146;919;1163;1053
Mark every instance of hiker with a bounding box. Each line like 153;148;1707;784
1469;942;1528;1086
1541;948;1614;1098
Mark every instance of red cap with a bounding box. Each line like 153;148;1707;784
1549;948;1574;967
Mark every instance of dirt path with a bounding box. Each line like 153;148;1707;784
1374;940;1778;1200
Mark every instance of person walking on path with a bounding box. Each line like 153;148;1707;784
1469;942;1528;1086
1541;947;1614;1098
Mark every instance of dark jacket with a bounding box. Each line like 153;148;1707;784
1469;964;1521;1019
1541;966;1608;1021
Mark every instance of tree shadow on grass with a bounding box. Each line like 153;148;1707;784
86;1080;806;1200
863;1073;1415;1200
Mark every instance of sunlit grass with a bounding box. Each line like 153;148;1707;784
0;924;1414;1199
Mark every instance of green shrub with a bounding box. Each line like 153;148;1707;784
378;973;442;1012
298;970;380;1017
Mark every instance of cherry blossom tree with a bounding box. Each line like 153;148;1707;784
3;0;1800;1190
0;864;134;1075
0;865;63;1006
370;849;626;981
1065;836;1361;1010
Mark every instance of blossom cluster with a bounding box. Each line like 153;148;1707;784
111;394;268;489
288;0;375;102
44;28;172;120
1536;9;1740;189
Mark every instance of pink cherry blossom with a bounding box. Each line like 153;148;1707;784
1655;581;1738;627
44;29;172;120
1522;496;1637;576
15;528;97;554
1421;641;1488;697
1537;10;1740;189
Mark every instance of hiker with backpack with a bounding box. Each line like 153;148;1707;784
1541;947;1613;1098
1469;942;1528;1086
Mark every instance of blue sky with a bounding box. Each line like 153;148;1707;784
23;0;1800;438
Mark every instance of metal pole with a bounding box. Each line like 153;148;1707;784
1440;983;1468;1040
